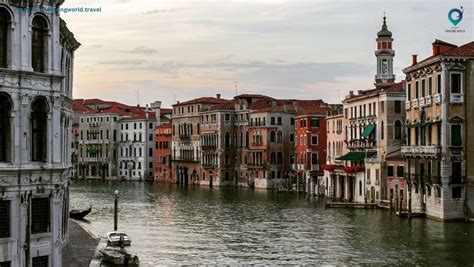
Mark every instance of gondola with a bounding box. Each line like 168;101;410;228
69;205;92;220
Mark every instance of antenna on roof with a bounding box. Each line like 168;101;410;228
234;81;238;96
136;90;140;107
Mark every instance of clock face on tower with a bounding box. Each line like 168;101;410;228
381;59;388;75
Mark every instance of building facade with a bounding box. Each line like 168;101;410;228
324;16;406;205
402;40;474;220
0;1;79;266
73;99;168;181
154;123;172;183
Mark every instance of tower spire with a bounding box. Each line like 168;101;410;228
374;15;395;88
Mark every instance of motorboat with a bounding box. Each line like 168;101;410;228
100;246;139;266
69;205;92;220
107;232;132;247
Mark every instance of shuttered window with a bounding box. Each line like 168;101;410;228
31;197;50;234
451;125;462;146
0;200;10;238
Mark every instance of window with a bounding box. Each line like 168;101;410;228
451;162;462;184
421;79;426;97
381;121;384;140
32;16;47;72
387;166;394;177
437;74;441;93
225;132;230;148
381;101;385;113
289;133;294;142
31;197;50;234
452;186;462;199
428;77;432;95
397;166;404;177
149;148;153;157
451;125;462;146
407;83;411;99
311;135;318;145
277;131;282;143
311;153;318;165
31;98;48;162
450;73;461;94
0;9;10;68
0;200;9;238
149;122;153;129
0;94;11;162
311;118;319;128
394;101;401;113
394;120;402;139
32;256;48;267
270;117;275;125
415;81;419;98
225;114;230;121
290;118;294;125
270;131;276;142
277;152;283;164
270;152;276;164
277;117;282;125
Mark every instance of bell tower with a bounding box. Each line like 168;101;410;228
374;15;395;88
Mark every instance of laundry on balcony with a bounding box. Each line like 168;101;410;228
336;151;376;161
361;124;376;137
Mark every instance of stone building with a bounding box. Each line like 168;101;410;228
73;99;169;180
402;40;474;220
0;1;80;266
324;16;406;204
172;96;228;184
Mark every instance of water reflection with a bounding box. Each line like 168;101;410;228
70;181;474;265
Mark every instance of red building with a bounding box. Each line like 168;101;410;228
154;123;173;183
294;106;331;194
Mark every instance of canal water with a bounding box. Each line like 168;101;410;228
70;180;474;266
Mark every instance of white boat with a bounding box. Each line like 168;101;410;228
107;232;132;247
100;246;139;266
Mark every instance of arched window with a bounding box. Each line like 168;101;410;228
359;180;362;196
245;132;249;148
0;93;12;162
0;8;10;68
32;16;47;72
277;131;282;143
394;120;402;139
270;152;276;164
270;131;276;142
277;152;283;165
31;98;48;161
225;132;230;148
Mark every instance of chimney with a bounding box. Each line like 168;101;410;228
412;55;417;65
216;94;221;99
151;101;162;126
145;104;149;120
432;45;440;56
283;104;288;113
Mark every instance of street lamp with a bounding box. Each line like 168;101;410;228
114;189;119;231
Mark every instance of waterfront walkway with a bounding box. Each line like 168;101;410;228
63;220;100;267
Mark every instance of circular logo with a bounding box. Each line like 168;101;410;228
448;7;463;26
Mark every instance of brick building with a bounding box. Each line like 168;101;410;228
154;123;172;183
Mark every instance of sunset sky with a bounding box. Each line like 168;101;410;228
62;0;473;108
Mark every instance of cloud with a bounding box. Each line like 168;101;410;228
97;59;147;65
122;46;158;55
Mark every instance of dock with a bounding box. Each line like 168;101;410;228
325;202;379;209
62;220;100;267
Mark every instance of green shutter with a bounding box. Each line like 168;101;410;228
311;119;319;128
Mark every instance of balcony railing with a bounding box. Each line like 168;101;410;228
425;95;432;106
450;93;463;104
405;101;411;110
433;93;441;104
401;145;441;157
172;156;200;162
418;97;425;108
179;134;191;140
411;98;419;109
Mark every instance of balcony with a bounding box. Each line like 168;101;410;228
201;145;217;151
425;95;432;106
401;145;441;158
450;93;463;104
179;134;191;140
418;97;425;108
202;163;217;169
248;162;266;169
365;157;382;163
172;156;199;162
405;101;411;110
310;165;319;171
411;99;419;109
433;93;441;104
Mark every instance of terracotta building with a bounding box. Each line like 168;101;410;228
154;123;172;183
294;105;332;194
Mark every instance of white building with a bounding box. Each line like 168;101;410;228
0;1;80;266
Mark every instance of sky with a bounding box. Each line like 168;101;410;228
61;0;473;108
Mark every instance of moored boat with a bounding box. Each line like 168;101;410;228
100;246;139;266
107;232;132;247
69;205;92;220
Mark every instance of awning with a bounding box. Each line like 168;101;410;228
336;151;376;161
361;124;375;137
